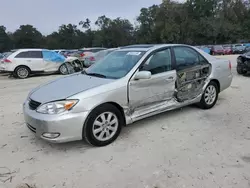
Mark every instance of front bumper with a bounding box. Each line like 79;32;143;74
23;100;89;143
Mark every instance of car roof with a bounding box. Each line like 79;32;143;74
15;48;47;52
79;47;106;50
117;44;189;52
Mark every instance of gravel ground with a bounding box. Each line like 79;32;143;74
0;55;250;188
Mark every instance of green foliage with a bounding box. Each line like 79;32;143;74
1;0;250;52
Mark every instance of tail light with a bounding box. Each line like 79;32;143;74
80;53;85;57
229;61;232;70
89;56;95;61
3;58;11;63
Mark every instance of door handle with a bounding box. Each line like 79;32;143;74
26;60;31;62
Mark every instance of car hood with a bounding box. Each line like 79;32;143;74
30;73;114;103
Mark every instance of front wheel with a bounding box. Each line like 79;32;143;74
59;64;69;75
83;104;123;147
199;81;219;109
237;62;247;75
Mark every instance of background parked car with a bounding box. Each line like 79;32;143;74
232;44;246;54
236;51;250;74
0;49;65;79
84;48;118;67
210;45;225;55
0;53;3;60
70;48;107;63
223;45;233;55
2;52;13;58
245;46;250;53
200;46;211;54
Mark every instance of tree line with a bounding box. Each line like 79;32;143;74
1;0;250;52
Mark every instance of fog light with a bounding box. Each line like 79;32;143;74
42;133;60;139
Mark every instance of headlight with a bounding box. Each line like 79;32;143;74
36;100;78;114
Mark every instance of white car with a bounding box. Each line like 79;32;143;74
0;49;66;79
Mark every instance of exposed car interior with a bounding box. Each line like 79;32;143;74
174;47;212;102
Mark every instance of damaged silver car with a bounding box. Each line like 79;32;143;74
23;44;233;146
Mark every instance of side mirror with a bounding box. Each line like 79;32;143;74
134;71;151;80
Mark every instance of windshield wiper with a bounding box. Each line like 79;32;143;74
83;71;107;78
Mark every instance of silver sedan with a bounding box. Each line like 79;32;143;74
23;44;233;146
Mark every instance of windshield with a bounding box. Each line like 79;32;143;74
85;50;145;79
236;46;245;49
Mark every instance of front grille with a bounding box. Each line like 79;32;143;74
29;99;41;110
27;124;36;133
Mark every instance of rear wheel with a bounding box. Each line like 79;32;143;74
199;81;219;109
83;104;123;147
14;66;30;79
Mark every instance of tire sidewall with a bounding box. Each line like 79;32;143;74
200;81;219;109
15;66;30;79
59;64;68;75
236;64;243;74
83;104;123;147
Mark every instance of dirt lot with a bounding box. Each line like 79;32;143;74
0;55;250;188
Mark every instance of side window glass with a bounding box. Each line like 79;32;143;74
140;49;172;75
173;47;199;70
28;51;42;58
15;51;29;58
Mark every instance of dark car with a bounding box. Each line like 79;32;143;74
232;44;246;54
210;45;225;55
236;51;250;74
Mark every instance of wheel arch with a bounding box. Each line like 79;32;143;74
86;102;126;125
210;79;220;93
14;65;31;73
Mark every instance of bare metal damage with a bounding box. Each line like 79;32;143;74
175;64;211;102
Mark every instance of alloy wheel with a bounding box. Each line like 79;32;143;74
17;67;29;78
204;85;217;105
92;112;119;142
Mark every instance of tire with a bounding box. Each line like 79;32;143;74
237;62;247;75
14;66;30;79
236;64;243;74
83;104;124;147
59;64;69;75
199;81;219;109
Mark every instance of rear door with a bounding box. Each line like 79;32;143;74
173;46;211;101
14;51;44;71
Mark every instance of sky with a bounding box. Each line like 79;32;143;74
0;0;162;34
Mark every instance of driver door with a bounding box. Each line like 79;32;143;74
128;48;176;116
